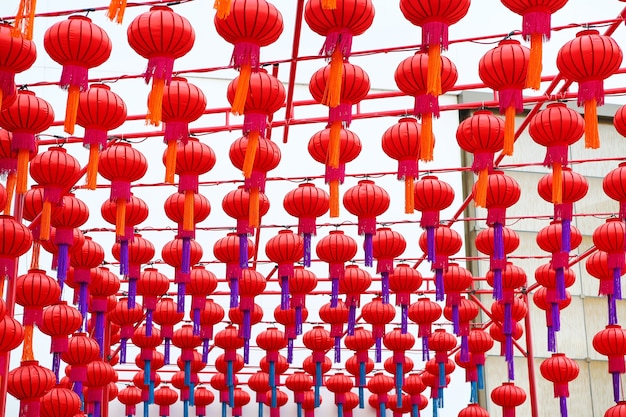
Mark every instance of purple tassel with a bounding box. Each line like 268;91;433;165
556;267;566;301
95;312;105;357
295;307;303;335
460;335;469;363
178;283;186;313
364;234;374;267
435;269;444;301
94;401;101;417
239;235;249;269
504;303;512;335
609;295;618;325
614;268;623;300
57;244;69;287
506;336;514;375
376;337;382;363
494;223;504;258
548;325;556;352
146;310;153;337
551;302;561;332
427;227;435;263
281;276;289;310
507;354;515;381
120;240;129;276
335;337;341;362
422;337;430;361
121;338;127;363
182;238;191;274
331;277;339;308
560;396;568;417
288;338;294;363
348;306;356;336
230;278;239;308
381;272;389;304
562;219;571;253
52;352;60;382
244;310;251;364
79;282;88;330
401;305;408;334
128;278;137;308
303;234;312;268
492;269;502;300
613;372;621;403
164;338;171;364
73;381;82;398
202;339;209;364
452;304;460;335
193;308;201;335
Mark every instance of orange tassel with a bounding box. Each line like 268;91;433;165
0;89;3;111
243;130;259;179
328;120;342;169
405;176;415;214
329;179;340;218
21;323;34;361
64;85;80;135
503;105;516;156
13;0;36;40
39;200;51;241
4;172;16;215
420;113;434;162
86;144;100;191
183;190;195;232
322;0;337;9
107;0;127;24
213;0;232;19
249;187;260;229
30;241;40;270
16;148;29;195
165;140;177;184
116;198;127;237
552;162;563;205
584;98;600;149
232;63;252;116
427;44;442;97
324;49;344;108
526;33;543;90
474;168;488;208
147;77;165;126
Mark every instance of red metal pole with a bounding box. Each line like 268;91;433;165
282;0;305;144
523;291;539;417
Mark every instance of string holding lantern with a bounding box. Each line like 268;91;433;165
394;53;458;162
361;296;396;363
540;353;579;417
302;326;333;407
0;23;36;110
344;327;374;408
478;39;529;156
214;325;245;408
186;265;218;336
161;236;203;313
593;219;626;325
418;224;463;302
152;298;184;365
257;328;288;409
491;382;526;417
265;229;304;310
339;265;371;336
556;29;622;149
111;233;155;310
316;230;357;308
319;300;349;362
372;227;406;305
43;16;111;135
238;268;267;363
408;297;442;361
593;324;626;403
216;0;283;115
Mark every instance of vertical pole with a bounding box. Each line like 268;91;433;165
522;292;539;417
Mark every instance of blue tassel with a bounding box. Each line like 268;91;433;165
338;403;344;417
297;403;303;417
396;362;403;406
315;362;322;407
184;400;189;417
258;402;264;417
145;361;151;386
228;361;235;407
143;402;149;417
412;404;418;417
222;402;227;417
185;360;191;387
270;361;277;407
477;364;485;390
470;381;478;404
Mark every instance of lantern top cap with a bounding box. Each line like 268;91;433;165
576;29;600;37
149;6;173;12
329;230;345;235
473;109;493;116
18;90;35;96
546;102;567;109
171;77;188;83
91;84;111;90
398;117;417;124
421;175;439;180
357;179;375;185
278;229;294;234
498;39;521;45
68;15;92;22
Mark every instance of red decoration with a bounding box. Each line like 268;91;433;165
38;301;82;379
325;373;354;417
84;360;116;417
162;236;203;312
458;403;489;417
263;388;288;417
0;214;33;281
491;382;526;417
344;327;374;408
604;162;626;223
372;227;406;307
418;224;462;301
388;264;422;335
265;229;304;310
69;236;105;330
137;267;170;336
43;16;111;134
40;386;81;417
427;329;457;407
361;296;396;363
237;268;266;362
408;297;442;361
478;39;529;155
586;251;625;317
213;232;255;309
7;360;56;417
0;23;36;109
108;297;143;364
172;324;201;402
194;387;215;417
214;325;245;406
467;328;494;398
556;29;622;148
154;386;178;417
339;265;371;336
367;372;394;417
319;300;349;362
285;372;313;417
118;386;143;417
302;326;333;406
383;329;415;406
186;265;217;335
127;6;195;125
199;298;225;362
593;218;626;325
248;371;270;416
316;230;358;308
152;298;184;365
257;328;288;409
61;333;100;401
540;353;579;417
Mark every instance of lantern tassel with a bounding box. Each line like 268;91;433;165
335;336;341;362
613;372;620;403
477;364;485;390
405;176;415;214
331;277;339;308
470;381;478;404
475;168;488;208
297;403;303;417
30;242;39;271
182;238;191;273
147;77;165;126
146;309;153;337
95;311;105;356
145;360;151;385
322;0;337;9
202;338;209;363
4;172;16;214
381;271;389;304
281;276;289;310
364;234;374;268
324;49;343;108
329;179;340;218
427;44;442;96
232;63;251;116
315;362;322;407
548;325;556;352
270;361;277;407
52;352;61;382
243;130;259;179
427;227;435;263
16;148;29;195
230;277;239;308
560;396;568;417
107;0;127;24
128;277;137;308
328;120;342;169
39;200;52;241
183;190;195;232
165;140;177;184
222;402;227;417
116;199;127;238
287;338;294;363
608;294;618;325
164;338;171;364
423;336;430;361
296;306;303;334
21;324;34;361
249;187;260;228
614;267;622;300
87;144;100;190
64;84;80;135
396;362;403;405
435;269;444;302
239;234;249;269
420;112;434;162
401;304;408;334
13;0;36;40
303;233;312;267
584;98;599;149
213;0;232;19
527;33;543;90
359;362;366;407
376;337;382;363
503;106;515;156
120;240;129;276
348;305;356;336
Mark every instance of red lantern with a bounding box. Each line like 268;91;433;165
265;229;304;310
137;267;170;336
389;264;422;335
186;265;218;335
0;23;36;109
61;333;101;399
262;387;288;417
557;29;622;148
7;360;56;417
132;325;163;405
108;297;143;364
38;301;82;380
491;382;526;417
604;162;626;222
456;109;506;206
344;327;374;407
248;371;270;415
274;304;308;364
537;221;582;296
154;386;178;417
118;386;143;417
152;298;183;365
43;16;111;134
395;54;458;162
593;218;626;325
84;360;116;417
478;39;529;155
0;314;24;377
427;329;457;406
475;225;520;281
540;353;579;417
164;190;211;241
288;266;317;334
112;234;154;311
325;373;354;417
285;372;313;417
383;328;415;405
316;230;358;307
199;298;224;362
367;372;394;417
237;268;266;362
127;6;195;125
444;296;478;361
283;183;330;267
339;265;371;335
0;214;32;280
458;403;489;417
257;328;288;408
302;326;333;406
214;325;245;406
319;300;349;362
468;328;494;395
408;297;442;361
194;387;214;417
372;227;406;307
70;236;105;327
586;251;625;319
162;236;203;312
361;296;396;362
418;224;463;301
172;324;201;401
40;386;82;417
214;232;255;309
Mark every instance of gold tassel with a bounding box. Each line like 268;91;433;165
249;187;260;229
147;78;165;126
503;105;516;156
107;0;127;24
21;323;34;361
30;241;40;270
232;64;251;116
328;120;342;169
213;0;232;19
16;148;29;195
329;179;340;218
324;49;344;108
427;44;442;97
13;0;37;40
183;190;195;232
116;198;127;237
405;176;415;214
86;144;99;191
242;130;259;179
64;85;80;135
475;168;488;208
526;33;543;90
322;0;337;9
552;162;563;205
420;113;434;162
165;140;177;184
4;172;16;215
584;98;600;149
39;200;51;241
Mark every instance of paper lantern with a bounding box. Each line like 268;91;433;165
491;382;526;417
344;327;374;408
319;300;349;362
459;403;490;417
586;251;625;325
418;225;463;301
237;268;266;362
316;230;358;307
39;301;82;379
152;298;183;365
118;386;143;417
132;326;163;405
61;333;100;398
137;267;169;336
0;23;36;109
154;386;178;417
7;360;56;417
593;218;626;325
88;267;120;351
186;265;218;335
213;325;245;406
339;265;371;335
265;229;304;310
536;221;582;298
468;328;494;397
257;328;288;408
194;387;214;417
69;236;105;328
383;328;415;405
40;386;81;417
285;372;313;417
540;353;579;417
361;296;396;362
199;298;225;362
43;16;111;134
367;372;394;417
372;227;406;305
161;236;203;312
408;297;442;361
0;214;32;281
427;329;457;406
248;371;270;417
325;373;354;417
387;264;422;335
108;297;143;363
302;326;333;406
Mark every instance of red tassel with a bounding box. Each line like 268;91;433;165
584;98;599;149
526;33;543;90
420;113;434;162
232;64;251;116
107;0;127;24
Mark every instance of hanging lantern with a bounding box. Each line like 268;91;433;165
285;372;313;417
319;300;349;362
194;387;215;417
0;215;31;286
402;373;427;417
443;296;478;362
187;265;218;336
423;358;454;411
172;325;202;403
586;251;625;325
325;373;354;417
361;296;396;362
132;369;162;405
237;268;266;362
61;333;101;399
388;264;422;334
605;402;626;417
69;236;105;328
533;286;572;353
84;360;116;417
604;162;626;221
316;230;358;307
216;0;283;115
260;354;289;407
0;23;36;109
137;267;170;336
343;179;390;267
478;39;529;156
257;328;288;409
288;266;317;336
161;236;203;312
199;298;225;362
112;234;154;310
440;263;474;336
43;16;111;134
302;326;333;407
458;403;490;417
491;382;526;417
7;360;56;417
344;327;374;408
427;329;457;407
394;54;458;162
154;386;178;417
108;297;143;364
308;127;362;218
214;325;245;408
418;224;463;301
40;386;82;417
210;372;237;417
248;371;271;417
132;326;163;406
475;225;520;303
593;218;626;324
89;270;120;353
265;229;304;310
383;328;415;406
467;328;494;400
372;227;406;305
490;294;527;380
165;192;211;269
274;304;308;364
529;102;584;204
408;297;442;361
152;298;184;365
283;183;330;267
339;265;371;335
38;301;82;380
539;353;579;417
127;6;195;125
456;110;505;207
0;313;24;380
367;372;394;417
118;386;143;417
